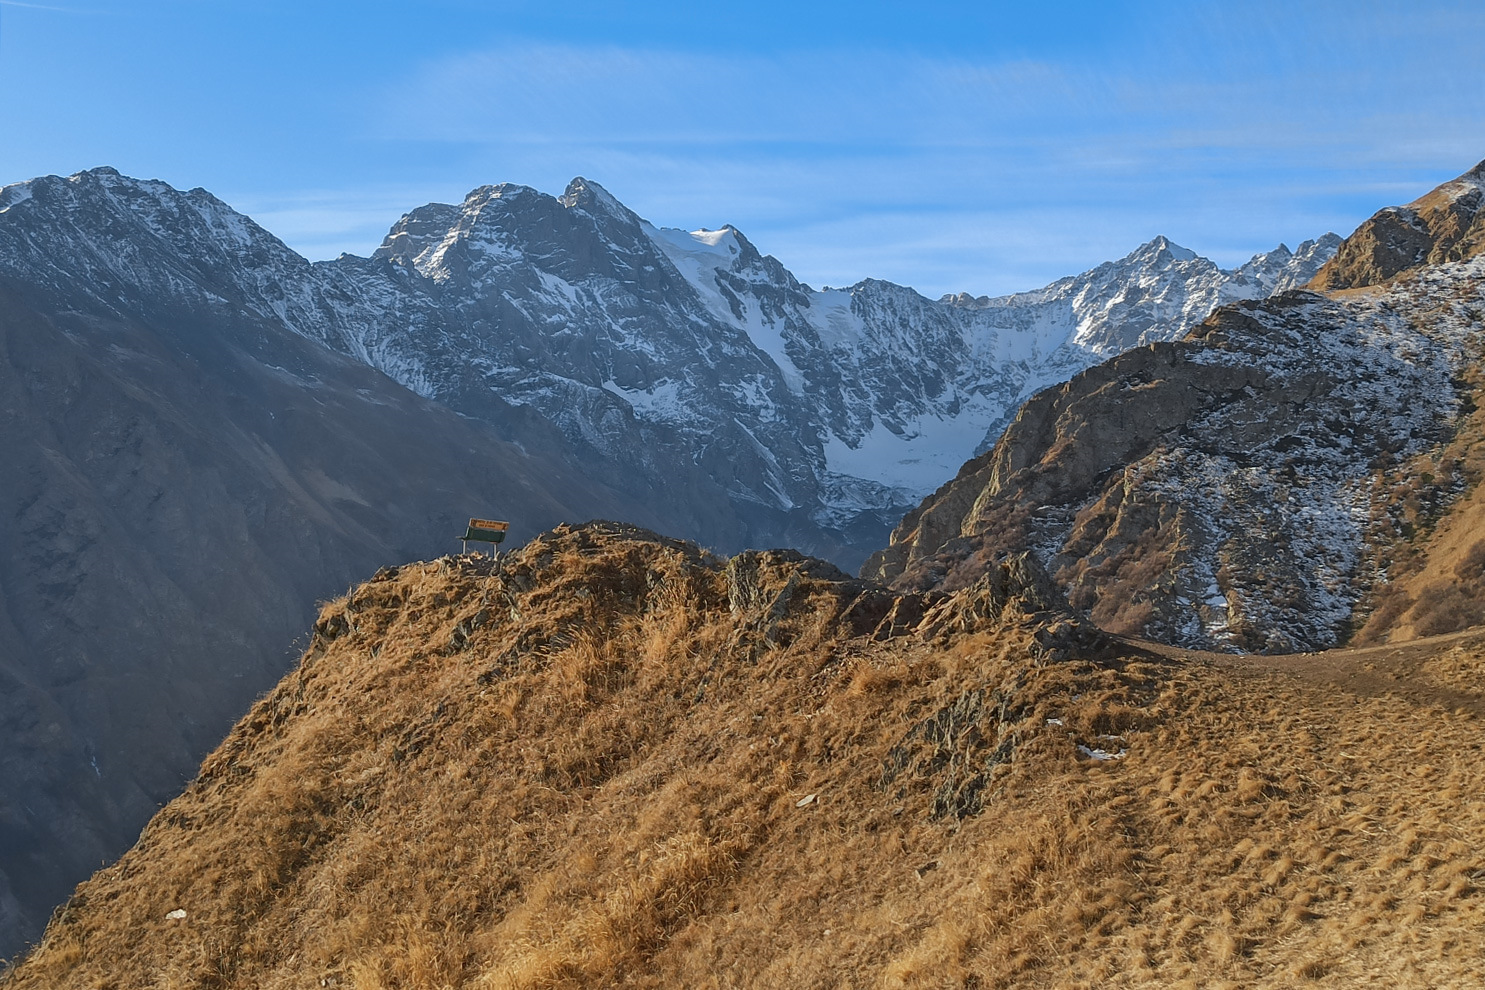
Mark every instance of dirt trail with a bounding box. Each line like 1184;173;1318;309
1117;626;1485;718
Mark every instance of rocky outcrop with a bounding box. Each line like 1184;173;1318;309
1309;159;1485;290
864;339;1270;591
0;524;1129;989
866;256;1485;653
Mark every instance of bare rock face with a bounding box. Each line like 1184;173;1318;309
866;254;1485;654
1310;159;1485;290
864;335;1274;591
868;163;1485;654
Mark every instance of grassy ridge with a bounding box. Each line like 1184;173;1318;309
6;523;1484;988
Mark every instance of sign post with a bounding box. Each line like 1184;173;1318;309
461;518;509;557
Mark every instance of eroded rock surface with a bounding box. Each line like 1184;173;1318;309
1310;159;1485;290
868;251;1485;652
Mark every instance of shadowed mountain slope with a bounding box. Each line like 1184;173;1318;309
0;279;665;954
4;524;1483;988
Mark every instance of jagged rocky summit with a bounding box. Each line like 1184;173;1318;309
0;167;1338;572
867;160;1485;655
334;184;1338;565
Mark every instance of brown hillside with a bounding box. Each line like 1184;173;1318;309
1352;329;1485;645
1309;160;1485;290
5;523;1485;988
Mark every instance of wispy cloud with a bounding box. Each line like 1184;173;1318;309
226;2;1465;294
355;29;1485;294
2;0;1475;295
379;25;1485;165
382;46;1089;147
0;1;100;11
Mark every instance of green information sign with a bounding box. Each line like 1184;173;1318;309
461;517;509;554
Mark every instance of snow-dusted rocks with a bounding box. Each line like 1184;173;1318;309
868;245;1485;653
1312;159;1485;290
307;177;1338;565
0;167;1337;569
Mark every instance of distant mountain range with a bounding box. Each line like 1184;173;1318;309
0;167;1339;570
0;165;1338;955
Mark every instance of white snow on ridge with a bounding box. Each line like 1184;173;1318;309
645;220;809;393
959;303;1073;368
1416;163;1485;205
822;393;1003;495
0;182;33;213
804;290;865;352
1081;254;1485;652
644;223;741;322
646;215;1341;517
601;378;688;424
192;195;265;252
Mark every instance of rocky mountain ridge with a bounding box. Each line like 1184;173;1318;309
1310;160;1485;290
0;167;1338;568
6;523;1483;988
0;163;1339;956
868;161;1485;654
336;180;1339;550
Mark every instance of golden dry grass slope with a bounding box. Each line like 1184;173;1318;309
5;522;1485;989
1309;159;1485;291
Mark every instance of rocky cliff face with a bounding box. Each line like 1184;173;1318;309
867;164;1485;654
1309;159;1485;290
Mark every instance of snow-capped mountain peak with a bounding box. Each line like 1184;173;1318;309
1235;233;1344;292
1133;235;1200;264
559;175;632;219
0;166;1340;569
0;179;35;213
371;202;464;269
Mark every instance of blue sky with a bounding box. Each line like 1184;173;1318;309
1;0;1482;297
